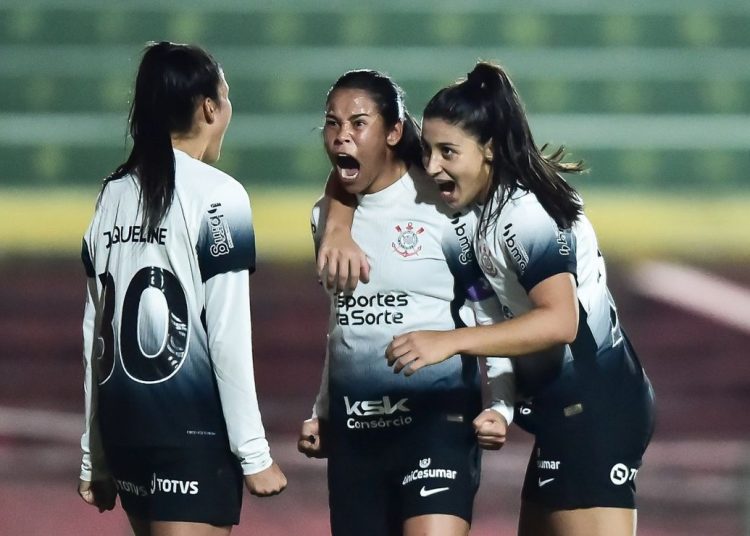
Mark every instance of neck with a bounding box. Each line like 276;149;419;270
171;135;207;162
363;157;408;195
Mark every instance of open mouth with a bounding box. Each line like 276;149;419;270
335;154;360;180
435;179;456;195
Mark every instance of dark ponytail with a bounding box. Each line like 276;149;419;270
104;41;222;229
424;61;584;236
327;69;423;170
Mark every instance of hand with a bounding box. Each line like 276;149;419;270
317;226;370;293
297;418;327;458
244;462;287;497
78;478;117;512
473;409;508;450
386;330;456;376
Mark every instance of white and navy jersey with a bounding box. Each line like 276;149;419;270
312;170;515;435
474;189;646;399
80;148;272;480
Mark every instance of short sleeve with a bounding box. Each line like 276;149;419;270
496;201;576;292
196;182;256;282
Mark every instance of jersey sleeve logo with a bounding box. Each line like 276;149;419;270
501;223;529;273
207;203;234;257
197;197;256;282
392;222;424;258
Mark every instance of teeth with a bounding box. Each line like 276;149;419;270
339;167;359;179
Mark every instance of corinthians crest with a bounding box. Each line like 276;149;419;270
392;222;424;257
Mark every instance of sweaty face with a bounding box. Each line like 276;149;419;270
204;71;232;164
323;88;397;195
421;118;493;210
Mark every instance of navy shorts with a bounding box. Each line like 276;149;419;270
326;416;480;536
518;373;655;510
105;446;244;525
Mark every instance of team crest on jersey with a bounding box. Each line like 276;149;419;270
476;239;498;276
392;222;424;257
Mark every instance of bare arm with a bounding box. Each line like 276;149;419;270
316;171;370;292
387;272;578;375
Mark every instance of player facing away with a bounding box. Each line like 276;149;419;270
78;42;286;536
320;62;655;536
296;69;516;536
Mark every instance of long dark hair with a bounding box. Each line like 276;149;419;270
103;41;222;229
423;61;584;235
327;69;423;170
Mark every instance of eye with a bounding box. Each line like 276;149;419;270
441;147;455;159
324;118;338;128
353;119;367;128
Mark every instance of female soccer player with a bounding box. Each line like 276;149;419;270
320;62;655;535
296;69;515;536
384;62;656;536
78;41;286;535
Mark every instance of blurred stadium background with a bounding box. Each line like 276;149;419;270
1;0;748;534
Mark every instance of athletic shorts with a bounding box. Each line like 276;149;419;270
519;373;655;510
326;416;481;536
105;445;244;525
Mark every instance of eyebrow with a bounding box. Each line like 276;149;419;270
425;139;460;149
325;112;373;120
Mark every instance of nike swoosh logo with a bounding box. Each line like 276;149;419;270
538;477;555;487
420;486;450;497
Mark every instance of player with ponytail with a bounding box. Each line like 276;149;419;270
318;61;655;535
388;61;655;536
79;42;286;535
299;68;515;536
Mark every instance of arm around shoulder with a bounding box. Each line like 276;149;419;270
316;170;369;292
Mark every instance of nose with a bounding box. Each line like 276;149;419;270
423;153;441;176
334;123;352;145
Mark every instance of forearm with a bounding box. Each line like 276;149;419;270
206;270;272;475
485;357;515;425
316;171;369;291
452;306;576;358
81;277;108;481
323;170;356;232
312;351;330;419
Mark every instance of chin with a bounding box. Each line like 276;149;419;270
341;181;366;195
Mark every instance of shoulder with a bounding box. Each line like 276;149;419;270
504;189;551;225
97;174;134;205
486;190;555;241
484;190;556;259
310;195;327;240
88;175;136;230
175;151;249;208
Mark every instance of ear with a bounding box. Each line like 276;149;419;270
483;140;494;163
201;98;216;125
386;121;404;148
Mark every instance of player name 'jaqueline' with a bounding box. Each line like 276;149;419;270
104;225;167;248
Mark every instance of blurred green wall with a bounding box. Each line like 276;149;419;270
1;0;749;261
2;0;750;192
